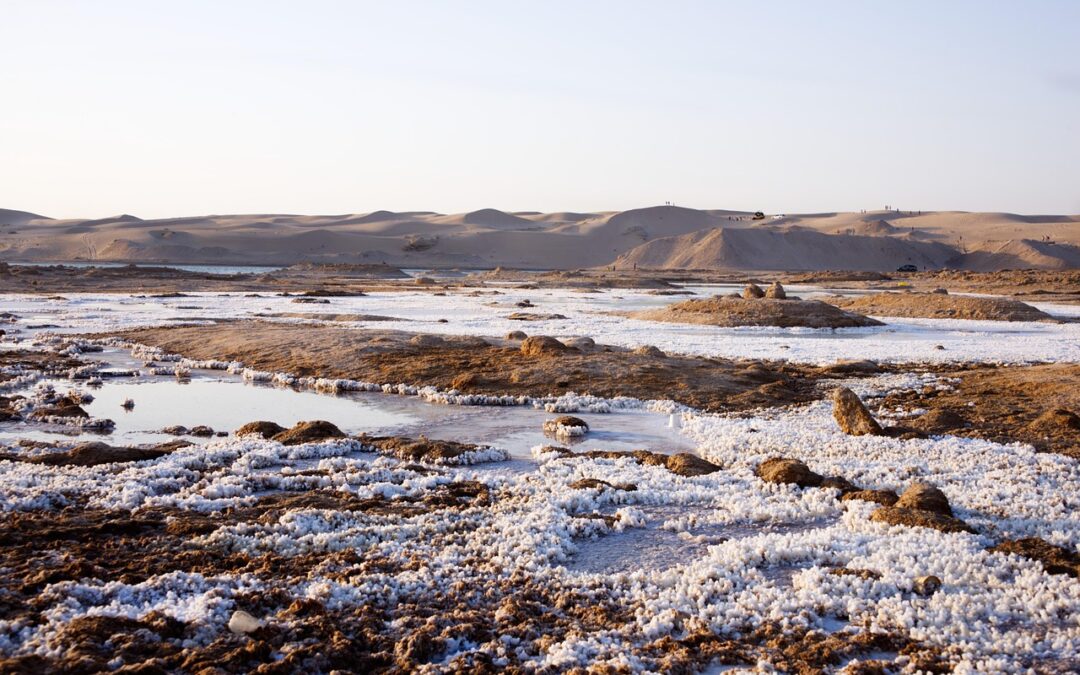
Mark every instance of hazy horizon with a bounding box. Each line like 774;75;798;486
4;0;1079;219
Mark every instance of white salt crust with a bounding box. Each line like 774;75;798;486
1;293;1079;670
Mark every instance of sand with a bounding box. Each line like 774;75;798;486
3;205;1078;271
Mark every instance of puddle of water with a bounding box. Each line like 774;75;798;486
0;375;418;447
1;348;693;460
376;406;694;461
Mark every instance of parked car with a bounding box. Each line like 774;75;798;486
896;264;918;272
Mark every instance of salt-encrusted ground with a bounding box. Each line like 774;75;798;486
1;290;1078;673
2;286;1079;364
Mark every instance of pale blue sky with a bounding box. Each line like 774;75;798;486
3;0;1078;219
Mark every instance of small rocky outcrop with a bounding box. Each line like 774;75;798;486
913;575;942;596
505;330;528;340
660;453;721;477
506;312;568;321
742;283;765;299
832;387;883;436
520;336;569;357
756;457;823;488
271;420;345;446
562;336;595;350
633;345;665;357
568;478;637;492
829;567;882;581
235;421;287;439
841;489;899;507
543;416;589;437
870;482;973;534
894;482;953;516
764;282;787;299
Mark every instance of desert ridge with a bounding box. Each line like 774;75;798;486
2;205;1079;271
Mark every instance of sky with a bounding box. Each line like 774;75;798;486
2;0;1079;219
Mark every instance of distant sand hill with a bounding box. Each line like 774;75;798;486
2;205;1078;271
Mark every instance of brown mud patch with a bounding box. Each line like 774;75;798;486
990;538;1080;578
103;321;837;413
630;295;882;328
0;440;189;467
357;434;495;463
829;291;1057;322
878;363;1080;459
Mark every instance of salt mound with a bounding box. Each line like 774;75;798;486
830;292;1056;322
632;296;883;328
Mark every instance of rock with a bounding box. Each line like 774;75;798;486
820;475;859;494
633;345;665;357
931;288;949;295
913;575;942;596
505;330;528;340
841;489;899;507
121;399;135;410
409;334;446;348
563;336;596;350
764;282;787;299
742;283;765;299
520;335;568;357
895;482;953;516
227;610;263;635
413;277;436;285
235;421;286;439
755;457;823;488
663;453;721;477
189;425;214;437
271;420;345;446
515;299;534;308
990;538;1080;577
568;478;637;492
506;312;568;321
161;425;188;435
829;567;882;580
819;359;880;375
831;387;883;436
870;506;974;534
543;416;589;437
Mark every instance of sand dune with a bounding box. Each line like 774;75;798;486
2;205;1077;270
615;226;958;271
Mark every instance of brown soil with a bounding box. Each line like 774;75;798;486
0;440;188;467
0;349;85;385
990;538;1080;578
878;363;1080;459
631;295;883;328
357;434;493;463
830;292;1056;321
105;321;835;413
